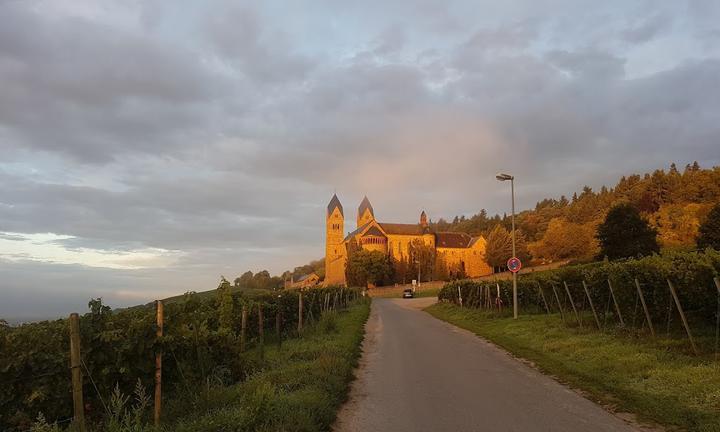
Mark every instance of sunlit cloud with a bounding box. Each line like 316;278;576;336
0;232;183;270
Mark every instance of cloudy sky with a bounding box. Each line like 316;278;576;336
1;0;719;320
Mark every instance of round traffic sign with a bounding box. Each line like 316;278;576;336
507;257;522;273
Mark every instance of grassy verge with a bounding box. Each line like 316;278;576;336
414;287;441;298
163;301;370;432
426;303;720;432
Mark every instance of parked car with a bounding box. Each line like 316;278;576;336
402;288;414;298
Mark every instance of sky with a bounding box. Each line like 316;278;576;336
1;0;719;321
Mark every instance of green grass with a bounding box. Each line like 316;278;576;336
414;287;441;298
426;303;720;432
162;301;370;432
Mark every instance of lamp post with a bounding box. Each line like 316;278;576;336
496;173;518;319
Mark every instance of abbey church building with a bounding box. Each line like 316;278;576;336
324;195;492;286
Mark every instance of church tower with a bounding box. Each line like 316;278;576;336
357;196;375;228
325;194;346;286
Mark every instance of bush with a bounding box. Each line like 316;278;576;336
697;202;720;250
0;287;362;430
438;250;720;324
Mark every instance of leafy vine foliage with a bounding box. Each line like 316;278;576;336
0;286;358;431
438;250;720;342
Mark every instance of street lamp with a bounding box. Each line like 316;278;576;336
496;172;518;319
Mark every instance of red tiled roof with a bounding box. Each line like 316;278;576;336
363;226;386;237
436;232;472;248
378;223;426;235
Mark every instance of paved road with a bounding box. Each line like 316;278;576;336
334;298;640;432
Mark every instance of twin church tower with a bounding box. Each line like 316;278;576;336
324;194;492;286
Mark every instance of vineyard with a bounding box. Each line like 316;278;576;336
438;250;720;356
0;285;362;431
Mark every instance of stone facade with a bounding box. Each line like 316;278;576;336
324;195;492;286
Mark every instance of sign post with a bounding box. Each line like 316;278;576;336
507;256;521;317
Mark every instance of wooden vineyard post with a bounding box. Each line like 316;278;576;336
69;313;86;432
240;304;247;352
634;279;655;338
154;300;163;428
537;282;550;315
606;279;625;327
298;292;304;334
551;285;565;323
582;281;601;330
667;279;698;355
258;304;264;361
563;282;582;328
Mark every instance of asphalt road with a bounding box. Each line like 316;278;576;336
334;298;640;432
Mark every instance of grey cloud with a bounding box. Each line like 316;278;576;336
0;5;223;162
201;3;313;83
622;13;671;44
0;168;322;251
545;50;626;80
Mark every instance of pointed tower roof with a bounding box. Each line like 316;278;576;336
327;194;343;216
358;196;374;217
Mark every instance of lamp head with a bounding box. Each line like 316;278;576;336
496;173;513;181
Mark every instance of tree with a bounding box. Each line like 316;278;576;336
484;225;529;272
235;271;254;289
650;203;704;250
393;255;410;284
597;203;659;260
345;249;393;287
409;239;435;282
528;218;598;262
697;202;720;250
217;276;234;330
252;270;272;290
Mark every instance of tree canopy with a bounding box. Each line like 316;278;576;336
528;218;598;262
697;202;720;250
345;249;393;287
409;239;435;282
597;203;659;260
484;225;529;271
